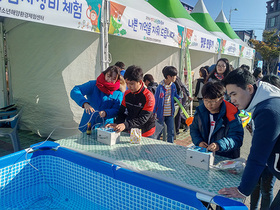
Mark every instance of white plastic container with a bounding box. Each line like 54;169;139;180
97;128;120;146
186;146;214;170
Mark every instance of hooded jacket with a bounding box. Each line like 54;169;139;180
71;80;124;132
238;81;280;196
190;100;244;158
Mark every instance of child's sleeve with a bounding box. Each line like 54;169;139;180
103;91;124;119
216;101;244;152
70;81;94;107
189;112;205;145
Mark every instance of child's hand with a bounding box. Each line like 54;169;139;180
83;103;95;114
207;142;219;152
114;123;125;133
199;142;208;148
105;123;117;128
99;111;107;118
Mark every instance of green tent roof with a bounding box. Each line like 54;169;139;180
215;10;240;40
147;0;195;21
190;0;223;33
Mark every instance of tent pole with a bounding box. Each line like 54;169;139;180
104;0;110;69
179;27;187;81
0;23;8;108
184;27;193;116
100;0;109;71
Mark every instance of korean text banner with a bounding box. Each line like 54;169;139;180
186;29;219;54
240;46;255;60
109;1;182;48
221;39;240;57
0;0;102;33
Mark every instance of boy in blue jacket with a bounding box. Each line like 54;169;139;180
190;81;244;158
219;68;280;209
154;66;180;143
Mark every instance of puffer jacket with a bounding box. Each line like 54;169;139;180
190;100;244;158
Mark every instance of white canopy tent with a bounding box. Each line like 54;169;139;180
0;0;254;139
0;0;188;139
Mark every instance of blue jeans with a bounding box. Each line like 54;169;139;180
250;167;276;210
157;116;174;143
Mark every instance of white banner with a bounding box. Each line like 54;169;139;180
240;46;255;60
222;39;240;57
187;29;219;54
109;1;182;48
0;0;102;33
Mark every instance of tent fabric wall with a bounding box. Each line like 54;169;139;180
221;54;239;68
189;49;216;79
239;57;253;70
5;18;101;139
109;34;180;81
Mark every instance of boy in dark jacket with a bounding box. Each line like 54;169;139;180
219;69;280;209
190;81;244;158
143;74;158;95
107;65;155;137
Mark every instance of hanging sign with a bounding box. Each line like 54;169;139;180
221;39;240;57
109;0;183;48
186;28;219;54
0;0;102;32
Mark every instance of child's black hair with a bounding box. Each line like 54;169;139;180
252;67;262;80
124;65;143;82
115;61;125;70
102;65;121;80
202;81;225;99
240;64;250;71
162;66;177;79
199;67;208;83
143;74;154;83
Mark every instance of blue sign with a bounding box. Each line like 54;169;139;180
257;60;263;69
